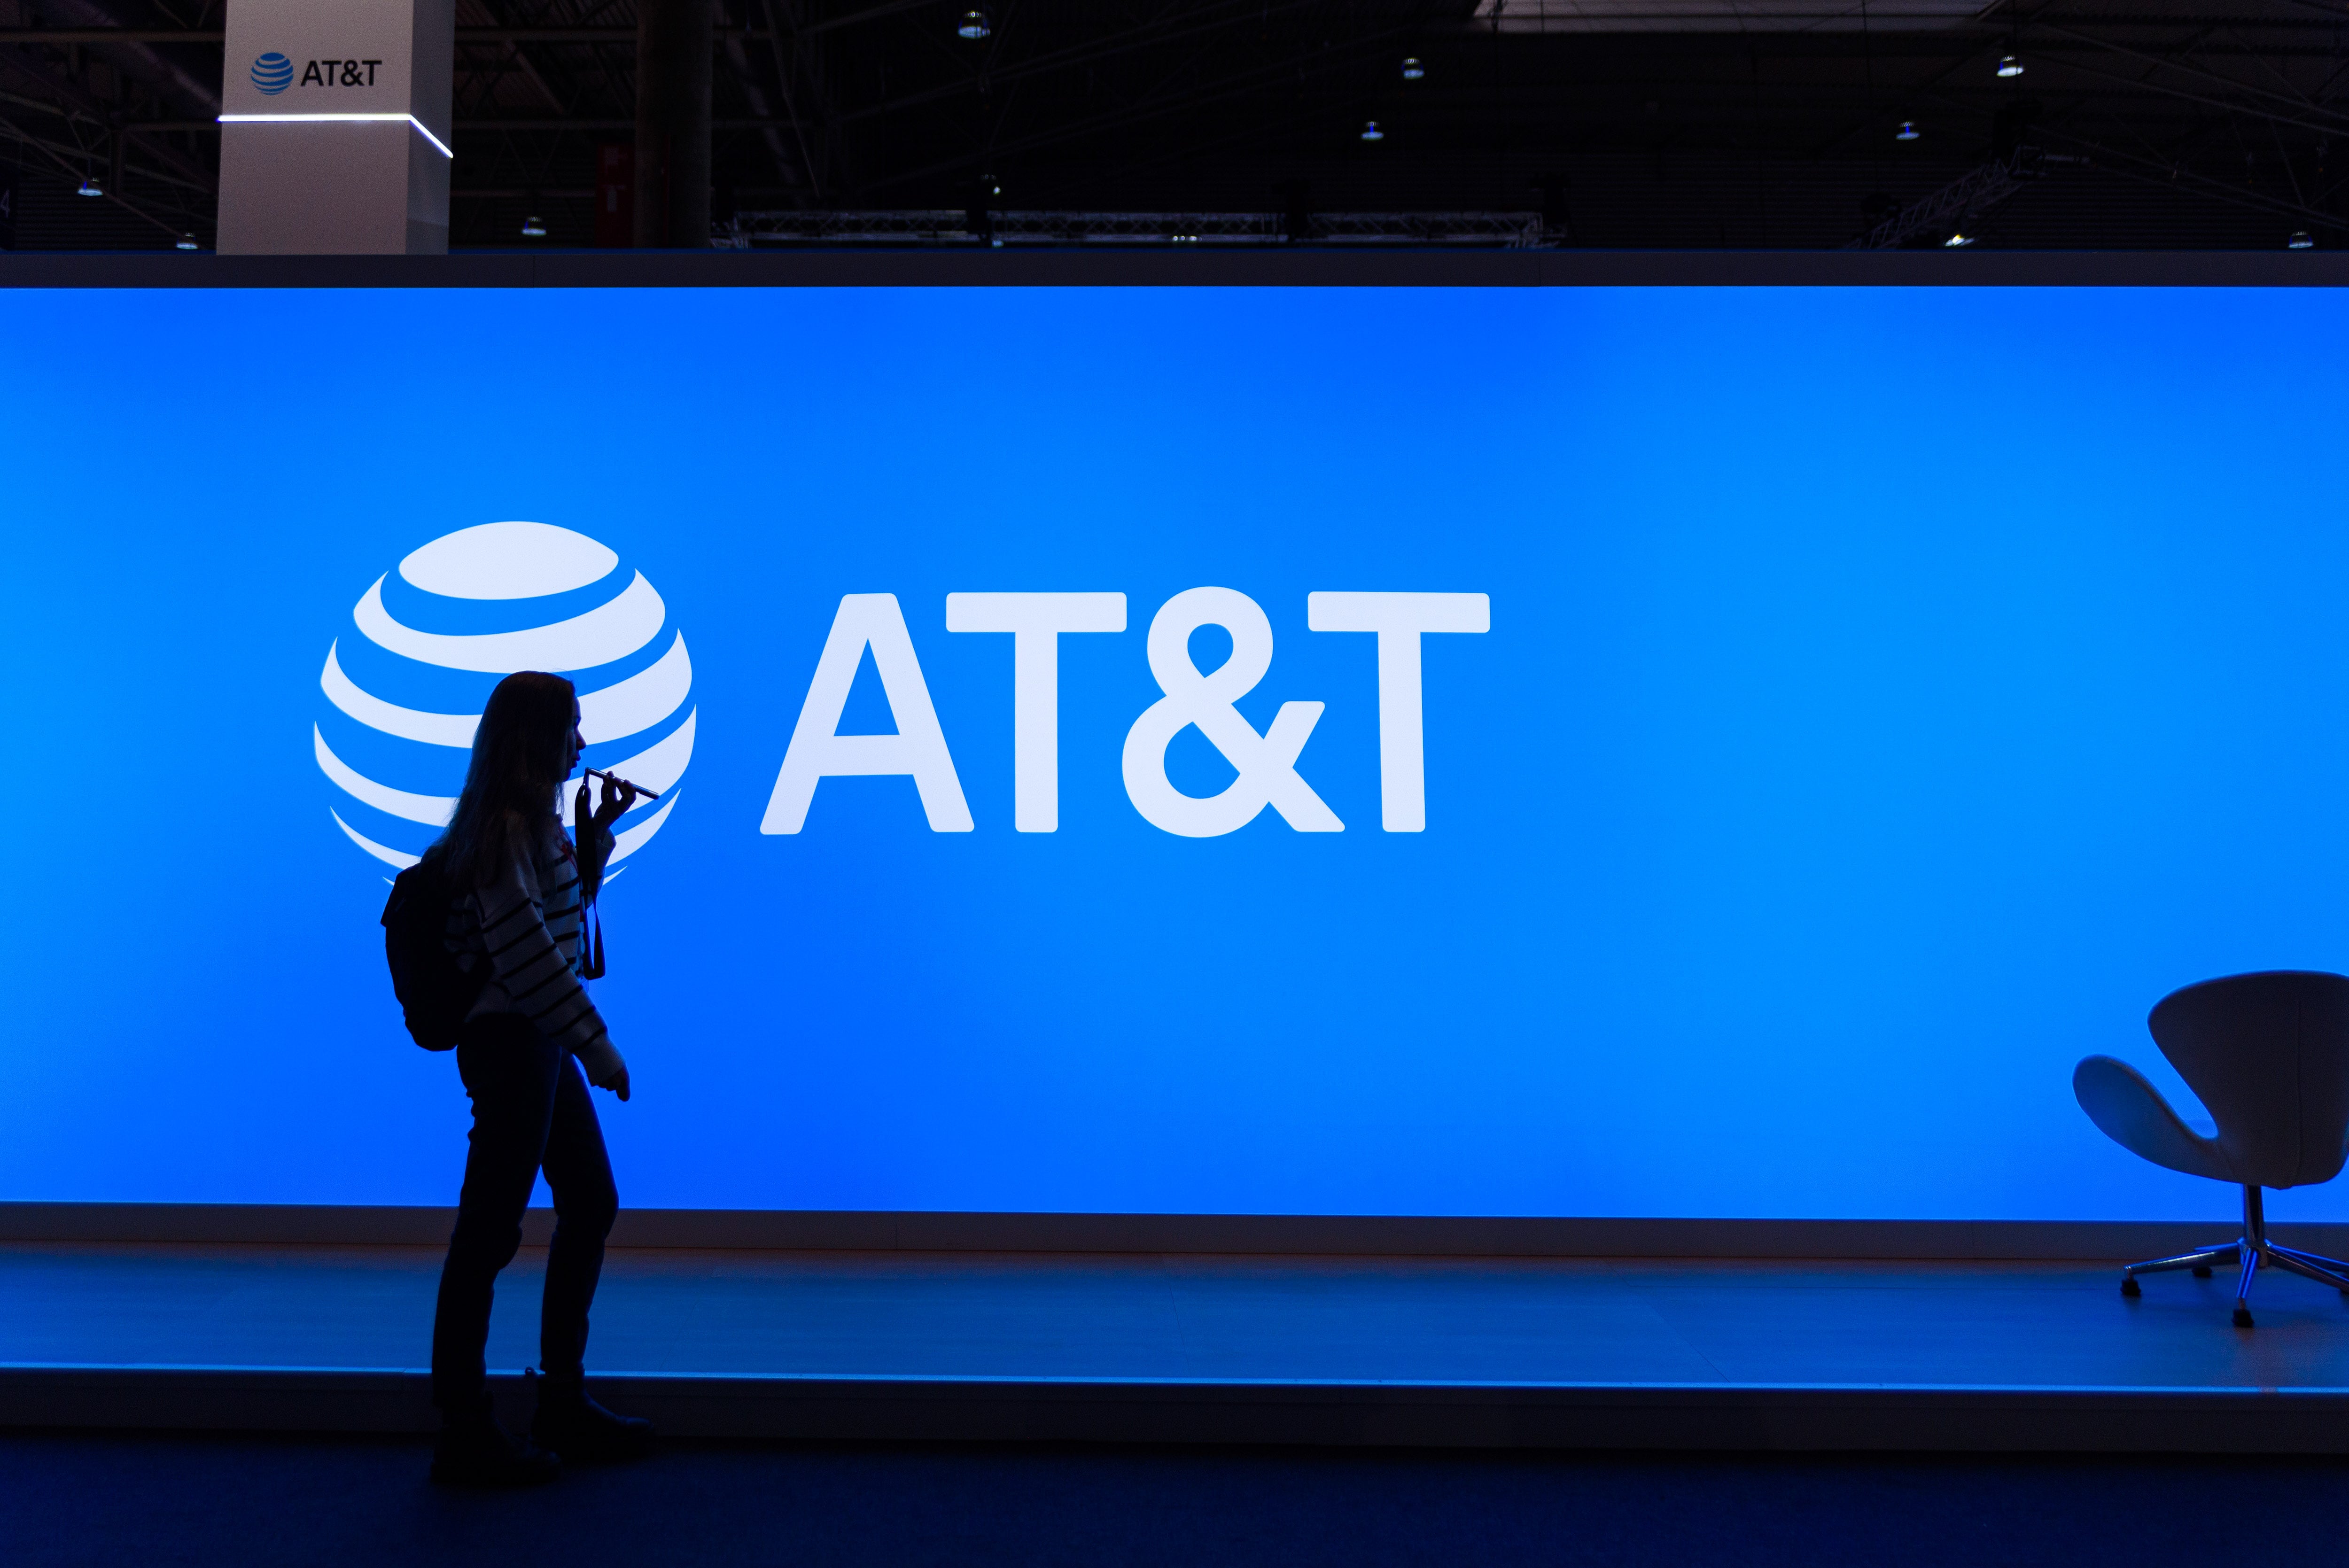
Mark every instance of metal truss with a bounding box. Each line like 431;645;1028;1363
1844;150;2069;250
723;209;1552;247
8;0;2344;249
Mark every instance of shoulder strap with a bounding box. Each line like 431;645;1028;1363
579;899;606;980
557;826;608;980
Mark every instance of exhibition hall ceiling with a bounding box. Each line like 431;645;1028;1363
1;0;2341;249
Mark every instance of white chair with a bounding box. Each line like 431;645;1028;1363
2073;969;2349;1327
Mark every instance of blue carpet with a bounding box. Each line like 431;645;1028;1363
8;1431;2349;1567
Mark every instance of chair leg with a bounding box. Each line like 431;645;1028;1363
2126;1245;2240;1275
2120;1244;2240;1296
2264;1245;2349;1294
2109;1187;2349;1325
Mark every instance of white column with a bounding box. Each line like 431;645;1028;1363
216;0;455;255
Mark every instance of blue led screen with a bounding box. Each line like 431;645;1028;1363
5;283;2347;1222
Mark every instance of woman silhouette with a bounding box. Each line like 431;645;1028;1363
423;669;653;1485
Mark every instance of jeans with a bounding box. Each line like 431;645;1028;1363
429;1011;617;1415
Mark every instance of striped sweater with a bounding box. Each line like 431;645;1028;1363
444;818;624;1086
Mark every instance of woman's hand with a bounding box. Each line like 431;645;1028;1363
587;773;638;831
595;1064;631;1102
575;774;638;894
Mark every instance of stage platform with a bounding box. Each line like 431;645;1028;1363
7;1239;2349;1453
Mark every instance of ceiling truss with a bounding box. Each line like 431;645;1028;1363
0;0;2340;249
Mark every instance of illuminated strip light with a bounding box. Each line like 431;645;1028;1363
218;112;454;160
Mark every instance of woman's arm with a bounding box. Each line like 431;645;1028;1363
476;840;626;1091
572;774;638;903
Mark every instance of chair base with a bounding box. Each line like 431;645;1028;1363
2120;1184;2349;1327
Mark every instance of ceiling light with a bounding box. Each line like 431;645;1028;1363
2288;231;2315;249
77;175;102;196
175;233;199;250
521;215;547;237
1401;57;1424;81
1361;121;1385;141
1895;121;1919;141
1945;232;1974;247
957;9;989;39
1997;54;2023;77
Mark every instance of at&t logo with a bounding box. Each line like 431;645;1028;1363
251;53;384;92
766;589;1489;837
315;522;694;872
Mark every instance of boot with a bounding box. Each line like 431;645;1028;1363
430;1408;561;1488
529;1368;655;1462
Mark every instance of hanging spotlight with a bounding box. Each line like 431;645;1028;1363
175;233;199;250
1895;121;1920;141
1361;120;1385;141
521;215;547;237
1401;57;1424;81
957;8;989;39
1945;232;1975;247
2288;231;2315;249
77;174;102;196
1997;54;2024;77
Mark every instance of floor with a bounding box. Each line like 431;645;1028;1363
6;1241;2348;1388
11;1430;2349;1568
8;1241;2349;1451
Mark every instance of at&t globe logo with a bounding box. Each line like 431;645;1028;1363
316;521;693;872
251;52;294;94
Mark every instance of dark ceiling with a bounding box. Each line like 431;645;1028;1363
2;0;2344;250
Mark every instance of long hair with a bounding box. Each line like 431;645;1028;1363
431;670;577;887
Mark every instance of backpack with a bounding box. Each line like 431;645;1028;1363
380;850;486;1051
